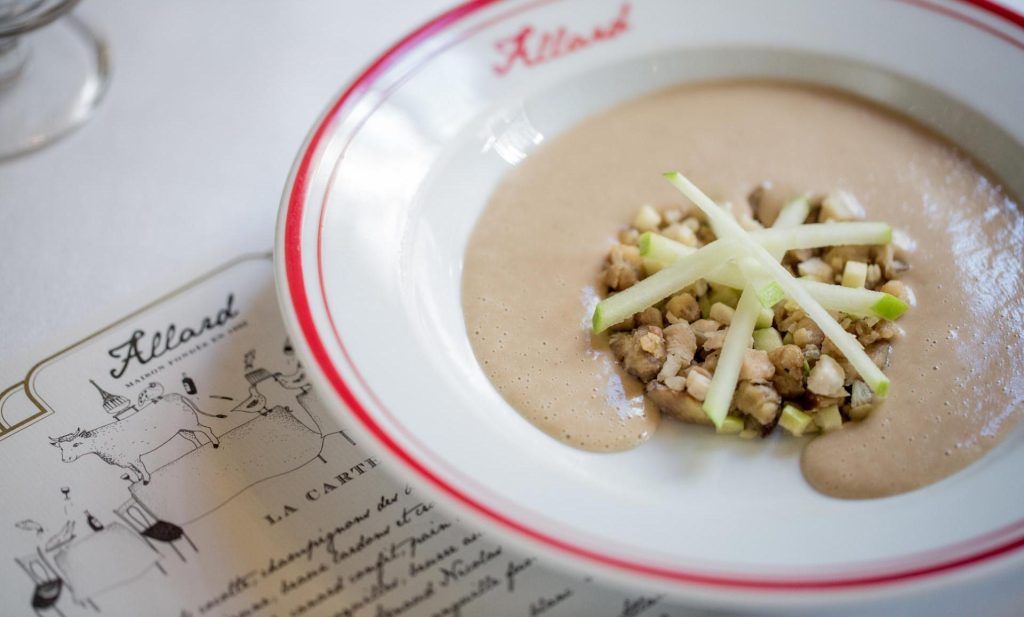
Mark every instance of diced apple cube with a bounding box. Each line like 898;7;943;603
779;404;813;436
842;260;868;288
814;405;843;432
631;205;660;232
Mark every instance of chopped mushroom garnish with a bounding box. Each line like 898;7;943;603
609;326;666;383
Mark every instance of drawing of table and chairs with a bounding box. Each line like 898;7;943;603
20;522;163;612
15;548;67;616
115;499;195;564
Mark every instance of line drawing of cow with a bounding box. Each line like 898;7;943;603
49;383;226;485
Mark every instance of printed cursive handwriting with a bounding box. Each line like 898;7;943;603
280;562;329;596
492;2;630;76
348;544;406;587
617;594;662;617
225;596;272;617
431;574;501;617
409;543;459;578
261;509;371;576
375;580;436;617
327;524;393;564
529;587;573;616
108;293;239;379
289;575;347;617
394;519;451;559
328;576;401;617
197;571;259;614
505;557;534;592
378;492;398;511
438;546;503;587
395;501;435;528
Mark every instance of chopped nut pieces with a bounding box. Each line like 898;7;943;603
665;293;700;323
602;244;643;290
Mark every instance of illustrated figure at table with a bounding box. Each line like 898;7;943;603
275;337;309;390
232;361;326;438
230;341;313;422
49;382;226;485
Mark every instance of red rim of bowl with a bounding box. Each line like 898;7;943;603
282;0;1024;591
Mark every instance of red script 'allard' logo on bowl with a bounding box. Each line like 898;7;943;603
492;2;631;76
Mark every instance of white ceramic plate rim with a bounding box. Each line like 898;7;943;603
275;0;1024;604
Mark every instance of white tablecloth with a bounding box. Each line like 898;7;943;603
0;0;453;382
2;2;1023;615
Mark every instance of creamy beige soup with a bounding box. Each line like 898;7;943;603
462;81;1024;499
